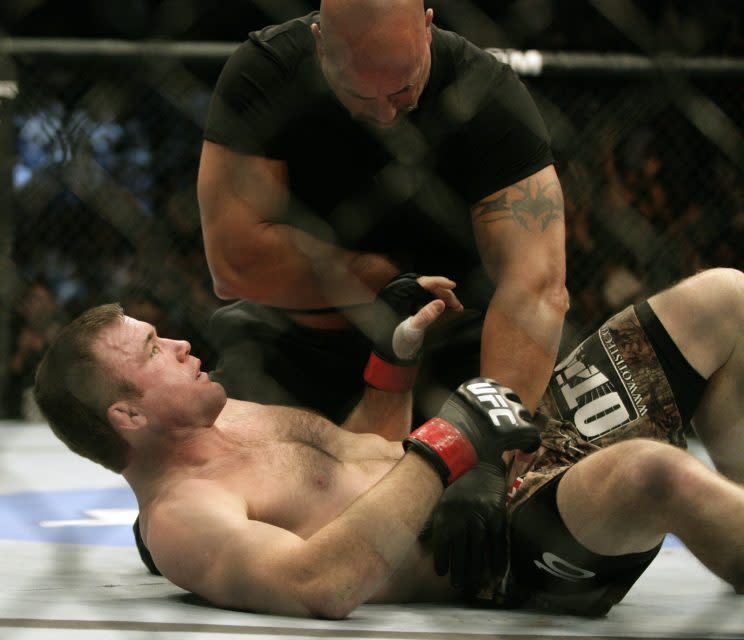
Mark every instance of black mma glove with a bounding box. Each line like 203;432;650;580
429;461;508;596
364;273;435;392
404;378;540;486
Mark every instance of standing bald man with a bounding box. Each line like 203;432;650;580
200;0;566;416
196;0;567;593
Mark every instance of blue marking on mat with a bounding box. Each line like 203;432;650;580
0;487;684;549
0;487;137;546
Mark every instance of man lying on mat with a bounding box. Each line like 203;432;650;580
34;269;744;618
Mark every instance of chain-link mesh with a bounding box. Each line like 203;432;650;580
2;1;743;420
1;2;743;634
3;54;217;417
531;73;744;345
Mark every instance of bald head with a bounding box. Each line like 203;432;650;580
318;0;427;69
313;0;434;127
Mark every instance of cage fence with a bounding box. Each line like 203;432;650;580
0;5;741;637
1;5;743;421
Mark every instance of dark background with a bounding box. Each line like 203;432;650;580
1;0;743;419
2;1;743;54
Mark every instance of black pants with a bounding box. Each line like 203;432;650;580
207;299;484;424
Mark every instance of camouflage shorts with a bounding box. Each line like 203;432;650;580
506;303;686;514
476;304;689;611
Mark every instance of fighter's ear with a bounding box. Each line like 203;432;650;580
311;22;324;57
107;401;147;433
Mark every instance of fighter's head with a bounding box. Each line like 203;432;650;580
34;304;226;473
312;0;433;128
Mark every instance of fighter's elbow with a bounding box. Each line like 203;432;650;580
208;264;242;300
208;249;267;301
544;278;570;318
211;276;240;301
309;600;355;620
293;562;375;619
525;254;569;315
532;279;569;325
504;268;569;318
297;583;359;620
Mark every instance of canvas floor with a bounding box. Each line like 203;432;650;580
1;422;742;640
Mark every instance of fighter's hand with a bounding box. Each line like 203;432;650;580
364;274;461;392
428;461;508;596
415;275;463;313
404;378;541;486
391;276;462;361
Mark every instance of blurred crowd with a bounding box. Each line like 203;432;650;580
559;126;744;347
6;88;743;420
2;0;744;419
1;1;743;56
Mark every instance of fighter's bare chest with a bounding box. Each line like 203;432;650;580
212;407;398;534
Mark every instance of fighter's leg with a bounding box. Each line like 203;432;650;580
557;438;744;592
647;267;744;481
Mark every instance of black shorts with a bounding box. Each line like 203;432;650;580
207;299;483;424
508;471;662;617
501;302;705;616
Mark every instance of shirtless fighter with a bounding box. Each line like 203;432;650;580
33;269;744;618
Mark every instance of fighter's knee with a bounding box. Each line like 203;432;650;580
617;439;695;506
717;267;744;320
690;267;744;318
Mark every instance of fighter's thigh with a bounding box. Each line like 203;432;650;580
507;450;665;616
556;438;684;556
648;267;744;379
543;305;684;447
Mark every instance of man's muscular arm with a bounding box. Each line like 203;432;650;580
425;165;568;596
198;142;400;312
147;456;443;618
472;164;569;412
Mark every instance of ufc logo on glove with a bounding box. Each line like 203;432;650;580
404;377;540;486
465;381;518;426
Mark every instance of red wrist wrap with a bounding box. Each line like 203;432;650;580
363;353;419;393
406;417;478;485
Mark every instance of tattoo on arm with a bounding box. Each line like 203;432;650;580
473;178;563;231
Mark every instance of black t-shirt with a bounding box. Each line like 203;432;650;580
204;12;553;309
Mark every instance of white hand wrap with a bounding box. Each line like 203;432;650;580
391;317;425;361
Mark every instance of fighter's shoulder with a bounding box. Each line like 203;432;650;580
147;477;243;525
216;15;315;97
138;480;246;590
430;24;526;115
242;12;316;68
431;24;511;79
